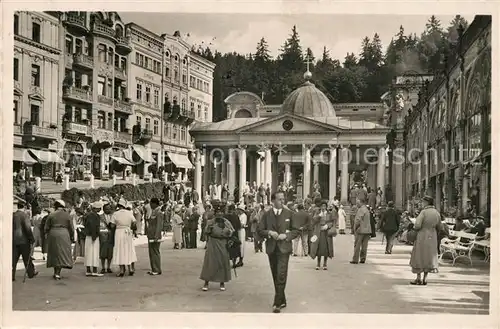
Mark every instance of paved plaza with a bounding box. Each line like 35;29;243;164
13;234;489;314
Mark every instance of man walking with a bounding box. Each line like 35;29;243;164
258;191;300;313
147;198;163;275
350;197;372;264
12;199;38;281
379;201;400;254
292;204;312;256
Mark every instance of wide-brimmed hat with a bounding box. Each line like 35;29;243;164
422;195;434;204
117;198;127;208
55;199;66;208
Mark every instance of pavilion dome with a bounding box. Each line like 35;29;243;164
280;70;336;118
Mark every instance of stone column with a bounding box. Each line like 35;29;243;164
329;148;337;200
100;149;107;176
256;157;261;188
214;159;222;185
367;162;377;190
260;158;266;185
284;163;291;185
264;148;272;187
238;146;247;201
221;151;227;185
377;147;386;190
313;162;319;185
194;149;202;195
303;144;311;199
271;153;279;193
228;148;236;199
435;175;442;212
392;145;404;208
340;147;349;204
479;164;489;214
203;152;212;194
462;171;469;215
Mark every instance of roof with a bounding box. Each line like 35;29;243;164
191;118;265;132
281;81;336;118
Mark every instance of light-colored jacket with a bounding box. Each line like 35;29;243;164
354;205;371;235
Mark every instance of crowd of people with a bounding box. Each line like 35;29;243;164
12;178;489;313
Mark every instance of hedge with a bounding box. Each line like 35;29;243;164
61;182;166;206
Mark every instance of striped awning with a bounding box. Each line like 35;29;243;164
132;145;156;163
110;156;132;165
28;149;65;164
13;147;37;164
167;152;193;169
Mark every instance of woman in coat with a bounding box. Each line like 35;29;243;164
171;204;184;249
200;201;235;291
111;198;137;277
45;200;74;280
409;195;440;285
309;201;336;270
337;203;347;234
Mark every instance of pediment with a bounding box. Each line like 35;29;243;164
236;114;343;134
28;92;44;101
224;91;263;105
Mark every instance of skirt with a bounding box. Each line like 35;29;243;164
316;231;330;257
200;237;232;283
112;228;137;266
99;231;114;260
172;225;182;244
46;228;73;269
84;236;100;267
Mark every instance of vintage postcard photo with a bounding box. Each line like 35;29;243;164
1;2;497;328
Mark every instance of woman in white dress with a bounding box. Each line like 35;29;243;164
337;203;347;234
111;198;137;277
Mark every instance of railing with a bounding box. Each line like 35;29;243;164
98;94;114;106
73;53;94;67
63;87;93;102
116;36;132;52
114;66;126;80
114;99;133;114
65;13;86;29
24;124;57;139
63;122;89;135
114;130;131;144
91;21;116;40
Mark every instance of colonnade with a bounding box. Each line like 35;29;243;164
194;145;387;203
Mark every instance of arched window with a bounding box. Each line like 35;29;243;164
181;98;186;110
98;43;106;62
234;109;252;118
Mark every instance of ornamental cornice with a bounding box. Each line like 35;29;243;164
14;35;61;55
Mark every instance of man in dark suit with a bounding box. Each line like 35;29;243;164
147;198;163;275
292;204;312;256
379;201;400;254
12;200;38;281
258;191;300;313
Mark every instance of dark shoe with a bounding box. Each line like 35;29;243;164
410;279;422;285
100;269;106;274
147;271;161;276
272;305;281;313
360;260;365;264
128;271;135;276
106;268;113;274
422;280;427;286
116;272;125;277
349;261;358;264
385;251;390;254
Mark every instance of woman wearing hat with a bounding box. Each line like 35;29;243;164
337;202;347;234
84;202;103;277
200;200;235;291
171;204;184;249
409;195;440;285
99;201;115;274
111;198;137;277
309;201;336;270
45;200;74;280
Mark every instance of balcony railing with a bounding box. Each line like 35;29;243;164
114;66;126;80
98;95;114;106
63;122;90;135
65;13;88;33
114;130;131;144
91;21;116;41
114;99;133;114
132;128;153;145
63;87;93;103
73;53;94;69
116;36;132;54
24;124;57;140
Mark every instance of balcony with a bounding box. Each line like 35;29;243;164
63;87;93;103
116;36;132;55
64;13;88;35
92;128;114;147
114;99;133;114
23;123;57;140
180;109;196;125
132;126;153;145
63;122;90;136
91;21;116;42
13;124;22;135
166;105;195;125
114;66;126;80
114;130;132;144
73;53;94;69
98;95;114;106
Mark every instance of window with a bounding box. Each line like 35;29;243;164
65;35;73;54
153;119;159;135
181;99;186;110
30;105;40;125
74;72;82;88
107;78;112;97
136;116;142;127
182;71;187;84
180;127;186;141
14;15;19;35
32;22;41;43
204;106;209;122
174;68;179;82
165;66;170;79
107;48;114;65
197;104;202;119
75;39;83;55
173;124;178;139
97;76;105;95
190;101;194;113
114;54;120;68
98;44;106;62
145;118;151;130
31;65;40;86
145;57;150;70
107;112;113;130
120;57;127;70
154;89;159;106
13;100;19;124
136;82;142;100
85;40;93;56
135;53;140;65
139;54;144;66
14;58;19;81
190;76;196;88
74;107;82;122
145;86;151;103
197;79;201;90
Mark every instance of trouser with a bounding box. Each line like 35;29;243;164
189;230;197;248
12;243;31;278
253;232;262;251
352;233;371;263
384;232;397;253
268;249;290;307
293;231;309;256
148;241;161;273
350;216;355;234
238;229;246;258
182;229;189;248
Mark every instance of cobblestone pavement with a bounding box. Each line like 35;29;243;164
12;233;490;314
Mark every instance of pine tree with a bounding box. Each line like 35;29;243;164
255;37;271;63
418;15;446;74
305;47;315;63
279;25;303;72
446;15;468;45
343;52;357;69
358;36;372;68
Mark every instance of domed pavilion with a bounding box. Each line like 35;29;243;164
190;69;390;202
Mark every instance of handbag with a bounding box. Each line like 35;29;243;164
406;229;418;243
327;226;337;237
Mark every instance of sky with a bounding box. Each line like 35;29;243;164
119;13;473;62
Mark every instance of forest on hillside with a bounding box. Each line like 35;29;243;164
191;15;468;122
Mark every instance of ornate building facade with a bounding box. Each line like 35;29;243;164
386;15;491;216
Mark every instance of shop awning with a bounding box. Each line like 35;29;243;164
13;147;37;164
167;152;193;169
29;149;65;164
110;156;132;165
132;145;156;163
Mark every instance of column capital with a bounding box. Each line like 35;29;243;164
303;143;315;151
237;144;248;150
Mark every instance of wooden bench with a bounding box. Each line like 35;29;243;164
473;228;491;262
439;231;478;266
